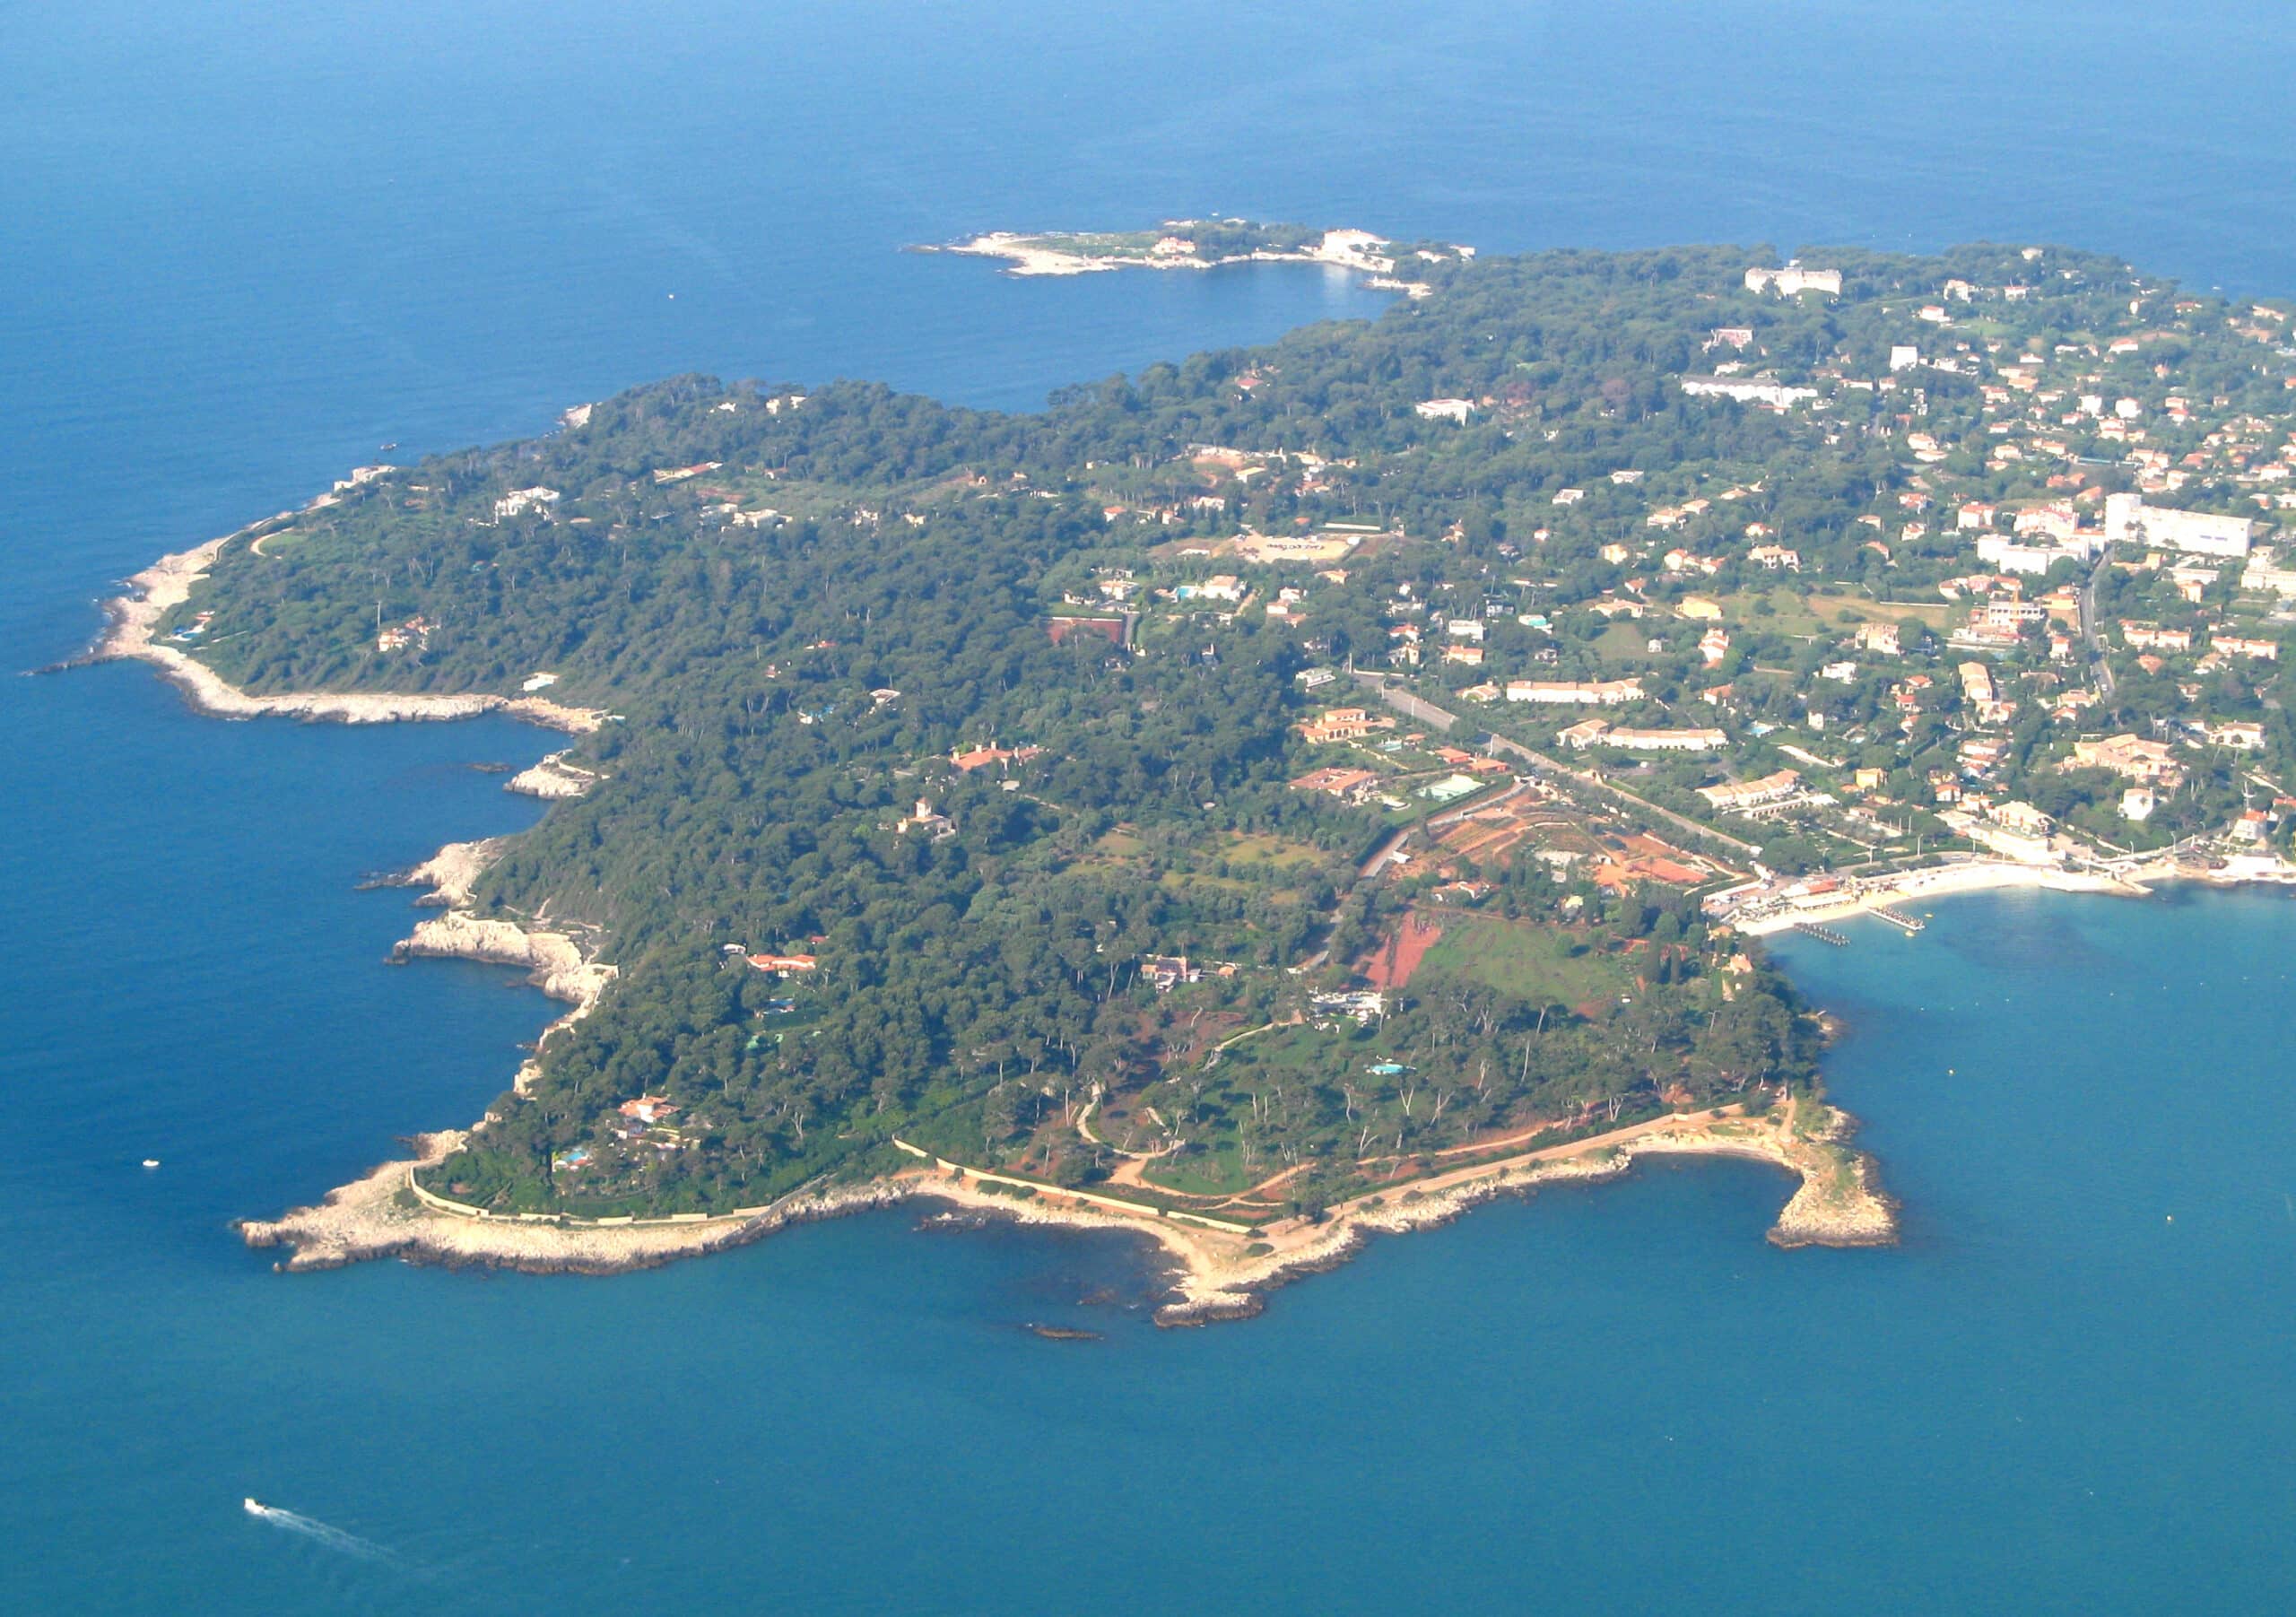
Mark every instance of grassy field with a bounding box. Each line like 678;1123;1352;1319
1079;827;1329;908
1414;917;1636;1008
1218;831;1323;869
248;527;311;559
1141;1142;1263;1196
1026;230;1162;259
1592;621;1661;663
1711;587;1956;637
1138;1024;1364;1194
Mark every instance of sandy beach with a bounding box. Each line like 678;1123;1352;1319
1731;858;2147;935
1731;848;2296;937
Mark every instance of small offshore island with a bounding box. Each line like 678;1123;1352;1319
922;219;1467;298
98;225;2296;1323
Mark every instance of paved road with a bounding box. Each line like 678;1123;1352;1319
1359;826;1413;879
1361;678;1457;734
2081;550;2117;696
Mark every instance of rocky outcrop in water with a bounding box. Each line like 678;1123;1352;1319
506;751;603;798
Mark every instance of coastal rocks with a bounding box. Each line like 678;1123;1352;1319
1153;1152;1634;1326
502;695;609;734
1766;1132;1898;1248
506;751;603;798
239;1137;911;1276
1770;1155;1898;1248
396;911;613;1013
397;839;506;908
1627;1107;1898;1250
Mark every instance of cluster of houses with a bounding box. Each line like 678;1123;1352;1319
375;614;434;654
1086;259;2296;870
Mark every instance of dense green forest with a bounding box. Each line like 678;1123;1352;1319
175;237;2255;1216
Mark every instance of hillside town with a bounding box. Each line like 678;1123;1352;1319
1013;248;2296;926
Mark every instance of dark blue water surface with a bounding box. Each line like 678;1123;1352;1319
6;1;2296;1609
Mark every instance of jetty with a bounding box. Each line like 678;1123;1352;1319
1870;908;1926;934
1792;922;1849;947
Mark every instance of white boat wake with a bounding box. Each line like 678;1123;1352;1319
243;1498;396;1564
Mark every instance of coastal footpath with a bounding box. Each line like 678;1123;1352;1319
239;1096;1893;1326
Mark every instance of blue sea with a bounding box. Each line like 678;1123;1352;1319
6;1;2296;1609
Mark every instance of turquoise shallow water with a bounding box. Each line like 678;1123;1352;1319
5;1;2296;1609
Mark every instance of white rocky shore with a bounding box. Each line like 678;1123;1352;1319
1141;1099;1893;1325
936;225;1454;299
97;531;606;734
506;750;603;798
396;911;613;1056
240;836;623;1265
239;1131;913;1274
385;835;618;1093
400;838;505;908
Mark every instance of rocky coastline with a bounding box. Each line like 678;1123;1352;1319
506;751;604;798
96;531;607;735
238;1093;1894;1326
239;1132;917;1275
1146;1101;1894;1326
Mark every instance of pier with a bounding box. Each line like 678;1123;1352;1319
1870;907;1926;934
1791;922;1849;947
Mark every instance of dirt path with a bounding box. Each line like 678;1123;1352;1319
1430;1115;1575;1160
1332;1108;1730;1214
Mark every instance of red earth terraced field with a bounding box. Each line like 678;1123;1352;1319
1361;911;1445;988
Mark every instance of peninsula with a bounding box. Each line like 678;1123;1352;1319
103;236;2296;1319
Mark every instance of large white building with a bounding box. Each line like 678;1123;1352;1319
1504;678;1643;706
1976;534;2100;576
1744;263;1842;298
2103;492;2253;558
2243;552;2296;596
1681;376;1818;407
1560;723;1725;752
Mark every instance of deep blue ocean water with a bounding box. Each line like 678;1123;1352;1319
6;1;2296;1609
